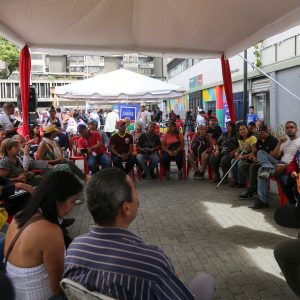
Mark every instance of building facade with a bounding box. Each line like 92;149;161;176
166;25;300;129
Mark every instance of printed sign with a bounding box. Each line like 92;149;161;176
118;104;140;121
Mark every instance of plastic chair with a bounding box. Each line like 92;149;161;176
69;136;89;176
275;179;289;206
60;278;116;300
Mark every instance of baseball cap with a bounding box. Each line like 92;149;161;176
116;120;126;127
43;125;59;134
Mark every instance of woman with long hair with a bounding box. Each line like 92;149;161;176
161;122;185;179
4;171;83;300
230;124;257;187
209;121;239;183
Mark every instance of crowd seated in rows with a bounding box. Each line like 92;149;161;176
188;124;214;179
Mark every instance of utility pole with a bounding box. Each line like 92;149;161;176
243;49;248;123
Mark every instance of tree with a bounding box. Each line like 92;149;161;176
0;37;20;79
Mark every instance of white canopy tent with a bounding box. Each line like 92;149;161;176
55;69;185;103
1;0;300;58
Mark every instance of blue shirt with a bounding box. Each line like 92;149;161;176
246;113;258;125
64;226;195;300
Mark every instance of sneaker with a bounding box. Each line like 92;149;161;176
75;199;82;205
239;192;254;199
249;199;269;209
165;172;171;180
178;171;183;180
258;167;274;179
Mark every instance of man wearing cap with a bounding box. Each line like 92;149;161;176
239;125;278;200
78;124;111;174
88;120;109;147
109;120;135;174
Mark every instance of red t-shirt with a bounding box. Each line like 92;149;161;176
78;131;106;155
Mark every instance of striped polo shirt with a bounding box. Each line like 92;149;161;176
64;226;196;300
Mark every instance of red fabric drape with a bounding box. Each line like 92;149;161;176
19;45;31;137
221;54;236;123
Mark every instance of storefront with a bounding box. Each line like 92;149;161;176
250;77;270;124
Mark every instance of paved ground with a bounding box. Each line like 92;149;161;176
67;175;298;300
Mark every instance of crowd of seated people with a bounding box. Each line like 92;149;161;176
1;102;300;298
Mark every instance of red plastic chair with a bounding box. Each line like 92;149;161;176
275;179;289;206
69;136;89;176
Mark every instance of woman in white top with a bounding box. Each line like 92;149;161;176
4;171;83;300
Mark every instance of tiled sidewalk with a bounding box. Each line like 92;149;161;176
68;178;298;299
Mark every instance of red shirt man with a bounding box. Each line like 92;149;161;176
78;125;106;155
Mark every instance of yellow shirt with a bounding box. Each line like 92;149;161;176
238;135;257;152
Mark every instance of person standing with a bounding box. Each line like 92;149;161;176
246;106;258;126
104;109;119;139
137;105;151;129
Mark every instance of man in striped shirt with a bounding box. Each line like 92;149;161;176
64;168;215;299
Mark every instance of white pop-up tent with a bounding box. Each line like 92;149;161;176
55;69;185;103
1;0;300;58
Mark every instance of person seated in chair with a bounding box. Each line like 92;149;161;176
37;125;85;180
77;124;111;174
207;117;222;143
64;168;215;300
252;121;300;209
209;121;238;183
161;122;185;179
109;120;135;174
4;172;83;299
239;125;278;200
136;122;161;179
274;150;300;228
88;120;109;147
187;124;213;180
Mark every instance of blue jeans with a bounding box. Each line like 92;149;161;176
230;158;245;185
87;153;112;173
136;152;160;176
111;154;136;174
257;150;281;203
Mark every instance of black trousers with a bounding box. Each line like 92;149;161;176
274;239;300;297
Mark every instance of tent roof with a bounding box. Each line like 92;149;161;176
55;69;185;101
1;0;300;58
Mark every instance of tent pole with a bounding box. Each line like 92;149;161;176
243;50;248;123
238;54;300;102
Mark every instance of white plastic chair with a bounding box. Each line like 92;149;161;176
60;278;116;300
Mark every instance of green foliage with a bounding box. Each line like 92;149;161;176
0;37;20;79
253;43;262;68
